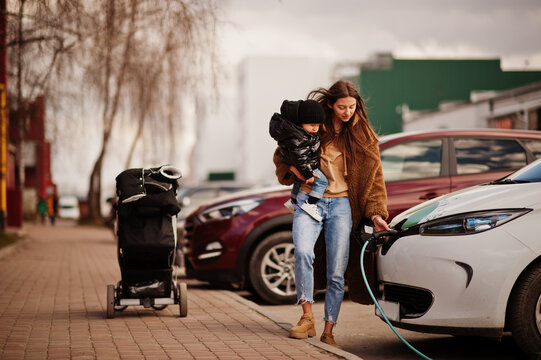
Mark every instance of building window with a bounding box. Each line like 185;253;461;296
488;115;514;129
528;108;541;131
208;171;235;181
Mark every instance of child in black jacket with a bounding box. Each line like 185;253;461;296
269;99;328;221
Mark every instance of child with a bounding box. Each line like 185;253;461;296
269;99;328;221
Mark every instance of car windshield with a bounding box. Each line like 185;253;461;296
495;158;541;183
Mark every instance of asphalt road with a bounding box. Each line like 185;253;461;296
241;292;529;360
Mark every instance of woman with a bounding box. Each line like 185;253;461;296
273;80;389;348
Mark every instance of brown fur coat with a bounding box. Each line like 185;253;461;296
272;120;388;305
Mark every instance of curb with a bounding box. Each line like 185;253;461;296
0;226;30;260
0;237;30;260
223;290;365;360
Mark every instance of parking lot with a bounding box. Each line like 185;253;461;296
247;293;530;360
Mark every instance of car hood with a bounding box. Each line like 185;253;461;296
391;182;541;230
190;185;290;212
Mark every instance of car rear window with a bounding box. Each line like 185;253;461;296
454;138;527;175
522;139;541;159
381;139;442;181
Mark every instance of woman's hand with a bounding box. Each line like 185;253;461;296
372;215;390;231
305;177;315;184
289;166;305;181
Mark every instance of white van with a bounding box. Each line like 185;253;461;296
58;195;80;219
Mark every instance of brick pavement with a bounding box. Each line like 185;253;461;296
0;221;351;360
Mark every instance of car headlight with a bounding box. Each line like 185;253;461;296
419;209;531;236
197;198;263;223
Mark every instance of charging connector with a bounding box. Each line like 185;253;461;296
360;231;433;360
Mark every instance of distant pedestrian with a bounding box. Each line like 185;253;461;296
47;194;57;225
269;99;328;221
37;198;47;224
273;80;389;349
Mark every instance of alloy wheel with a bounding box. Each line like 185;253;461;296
260;242;296;297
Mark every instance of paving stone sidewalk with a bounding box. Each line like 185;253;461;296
0;221;351;360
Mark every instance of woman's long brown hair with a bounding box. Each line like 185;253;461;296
308;80;378;157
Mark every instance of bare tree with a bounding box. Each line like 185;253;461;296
81;0;137;222
80;0;220;222
123;2;220;167
5;0;221;223
124;62;161;168
6;0;81;189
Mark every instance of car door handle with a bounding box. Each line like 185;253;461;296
419;192;438;200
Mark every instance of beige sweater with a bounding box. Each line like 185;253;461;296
300;137;348;197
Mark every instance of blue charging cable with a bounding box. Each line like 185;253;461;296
360;238;433;360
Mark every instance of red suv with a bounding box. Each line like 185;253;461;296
184;129;541;304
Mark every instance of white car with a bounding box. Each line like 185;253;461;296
377;158;541;358
58;195;80;220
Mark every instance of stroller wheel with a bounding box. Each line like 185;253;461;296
107;284;115;318
178;283;188;317
114;282;127;311
151;304;168;310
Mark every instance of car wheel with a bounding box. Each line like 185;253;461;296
249;231;296;305
508;264;541;358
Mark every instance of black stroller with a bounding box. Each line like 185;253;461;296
107;165;187;318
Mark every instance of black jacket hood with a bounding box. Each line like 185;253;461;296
269;100;321;179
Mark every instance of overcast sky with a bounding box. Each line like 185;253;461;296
52;0;541;198
220;0;541;69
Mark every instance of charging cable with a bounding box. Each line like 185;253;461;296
360;233;433;360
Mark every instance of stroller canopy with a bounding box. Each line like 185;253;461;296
115;165;182;250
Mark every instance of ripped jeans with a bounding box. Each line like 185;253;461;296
292;190;352;324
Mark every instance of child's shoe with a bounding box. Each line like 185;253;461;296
284;199;296;213
301;201;322;221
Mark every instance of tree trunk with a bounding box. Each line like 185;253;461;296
125;62;162;168
85;0;135;222
167;53;176;162
86;150;104;221
124;108;146;168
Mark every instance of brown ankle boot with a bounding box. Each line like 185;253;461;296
320;333;341;349
289;314;316;339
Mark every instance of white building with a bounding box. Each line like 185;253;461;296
190;55;334;185
403;82;541;132
237;56;333;184
189;89;240;183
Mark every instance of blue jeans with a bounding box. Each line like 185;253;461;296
291;168;328;202
292;190;352;324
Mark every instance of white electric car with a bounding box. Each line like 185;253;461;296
377;158;541;358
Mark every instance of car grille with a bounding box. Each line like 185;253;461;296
383;283;433;318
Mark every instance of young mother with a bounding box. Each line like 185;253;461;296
273;80;389;348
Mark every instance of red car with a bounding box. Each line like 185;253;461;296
184;129;541;304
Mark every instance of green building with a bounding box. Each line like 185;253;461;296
356;54;541;135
